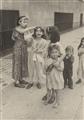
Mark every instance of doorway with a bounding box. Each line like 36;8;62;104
54;12;73;31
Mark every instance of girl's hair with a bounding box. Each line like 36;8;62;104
48;44;60;57
32;26;46;39
78;37;84;49
46;26;60;43
17;16;28;25
65;45;74;54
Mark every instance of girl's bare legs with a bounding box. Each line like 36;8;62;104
52;90;60;108
43;89;52;105
34;61;41;89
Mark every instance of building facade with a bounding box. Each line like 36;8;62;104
1;0;84;29
0;0;84;51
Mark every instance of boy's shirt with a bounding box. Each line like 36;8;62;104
63;55;74;71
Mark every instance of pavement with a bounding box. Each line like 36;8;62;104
0;27;84;120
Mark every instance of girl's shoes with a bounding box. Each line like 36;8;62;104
76;79;81;84
48;95;55;104
37;82;41;89
42;94;47;101
68;86;73;89
20;80;29;85
14;83;25;88
26;83;33;89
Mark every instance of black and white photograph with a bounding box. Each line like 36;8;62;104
0;0;84;120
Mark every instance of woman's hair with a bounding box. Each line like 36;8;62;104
17;16;28;25
78;37;84;49
46;26;60;43
32;26;46;39
48;44;60;57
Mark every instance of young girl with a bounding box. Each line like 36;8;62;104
76;37;84;84
42;26;64;103
44;44;64;108
12;16;29;88
26;26;49;89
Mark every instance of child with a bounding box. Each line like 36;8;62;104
43;44;64;108
63;45;74;89
26;26;49;89
42;26;64;103
76;37;84;84
12;16;29;88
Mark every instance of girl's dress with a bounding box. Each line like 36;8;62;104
32;38;50;82
12;28;28;81
77;47;84;80
45;58;64;90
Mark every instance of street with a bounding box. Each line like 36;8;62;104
1;27;84;120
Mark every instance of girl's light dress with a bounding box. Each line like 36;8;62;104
46;58;64;90
77;47;84;80
32;38;50;82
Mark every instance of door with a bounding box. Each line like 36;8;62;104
54;12;73;31
0;10;19;51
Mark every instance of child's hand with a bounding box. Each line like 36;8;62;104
53;62;59;68
46;64;54;73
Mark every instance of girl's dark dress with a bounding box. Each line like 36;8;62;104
12;29;28;81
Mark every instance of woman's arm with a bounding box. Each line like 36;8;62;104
11;30;19;41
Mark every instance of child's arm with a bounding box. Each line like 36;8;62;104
44;58;53;73
46;64;54;73
53;55;65;72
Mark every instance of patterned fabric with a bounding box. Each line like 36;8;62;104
12;29;28;81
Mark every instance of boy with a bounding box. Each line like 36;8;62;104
63;45;74;89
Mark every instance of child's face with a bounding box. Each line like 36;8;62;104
50;49;59;59
19;17;28;28
66;50;72;57
36;28;43;38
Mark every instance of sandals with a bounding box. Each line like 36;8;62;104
20;80;29;85
36;82;41;89
14;83;25;88
26;83;33;89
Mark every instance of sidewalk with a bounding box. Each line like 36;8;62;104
0;54;14;90
1;27;84;120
